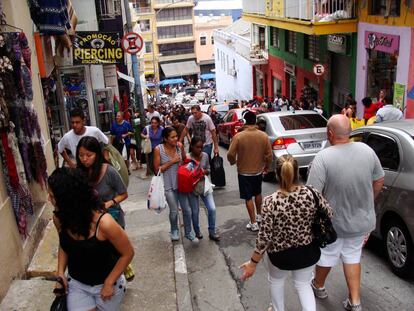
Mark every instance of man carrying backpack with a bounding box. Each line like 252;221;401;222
227;111;272;231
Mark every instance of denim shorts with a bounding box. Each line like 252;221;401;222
238;174;263;200
66;274;126;311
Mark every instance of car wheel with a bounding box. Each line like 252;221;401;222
384;219;413;278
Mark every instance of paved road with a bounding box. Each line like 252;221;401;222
184;146;414;311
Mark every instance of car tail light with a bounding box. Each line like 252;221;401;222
272;137;296;150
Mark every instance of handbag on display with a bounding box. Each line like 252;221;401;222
307;186;337;248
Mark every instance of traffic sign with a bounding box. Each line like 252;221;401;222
121;32;144;54
313;63;325;76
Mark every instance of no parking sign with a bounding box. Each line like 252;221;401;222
313;63;325;76
121;32;144;55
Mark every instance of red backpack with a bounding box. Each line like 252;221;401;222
177;159;204;193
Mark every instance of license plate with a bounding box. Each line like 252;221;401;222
302;142;322;149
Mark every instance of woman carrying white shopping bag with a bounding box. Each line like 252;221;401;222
187;137;220;242
153;127;186;241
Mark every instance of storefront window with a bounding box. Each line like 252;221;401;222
306;35;320;61
370;0;400;17
366;50;397;100
286;31;297;54
60;68;91;125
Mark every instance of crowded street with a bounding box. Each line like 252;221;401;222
1;0;414;311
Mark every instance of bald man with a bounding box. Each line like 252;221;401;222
307;114;384;311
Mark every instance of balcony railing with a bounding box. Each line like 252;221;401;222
134;6;151;14
284;0;356;22
155;0;193;4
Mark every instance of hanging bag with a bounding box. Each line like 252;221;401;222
210;154;226;187
307;186;337;248
50;277;67;311
203;176;214;196
147;170;168;213
142;125;152;154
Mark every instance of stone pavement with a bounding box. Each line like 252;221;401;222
0;169;192;311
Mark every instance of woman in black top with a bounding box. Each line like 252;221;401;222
49;168;134;310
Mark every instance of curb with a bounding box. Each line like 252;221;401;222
174;213;194;311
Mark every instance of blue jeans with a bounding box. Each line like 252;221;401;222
190;192;217;236
203;143;213;159
165;190;179;232
178;193;200;238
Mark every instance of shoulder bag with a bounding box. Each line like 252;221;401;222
307;186;337;248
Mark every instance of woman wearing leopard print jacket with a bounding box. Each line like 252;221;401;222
240;155;333;311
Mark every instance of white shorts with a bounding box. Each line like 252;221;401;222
317;235;366;267
66;274;126;311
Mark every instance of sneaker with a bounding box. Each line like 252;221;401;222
196;232;203;239
171;230;180;241
246;222;259;232
256;214;262;223
311;279;328;299
343;298;362;311
185;234;199;243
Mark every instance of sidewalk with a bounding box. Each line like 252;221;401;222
0;169;193;311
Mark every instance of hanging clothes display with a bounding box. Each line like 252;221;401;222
0;30;48;237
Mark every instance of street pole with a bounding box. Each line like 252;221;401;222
122;0;146;127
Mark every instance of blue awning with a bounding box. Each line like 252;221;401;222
200;73;215;80
159;78;186;86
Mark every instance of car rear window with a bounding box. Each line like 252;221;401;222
279;114;327;130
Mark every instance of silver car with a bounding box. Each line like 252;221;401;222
256;110;328;181
351;120;414;278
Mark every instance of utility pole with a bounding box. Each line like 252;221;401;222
122;0;146;127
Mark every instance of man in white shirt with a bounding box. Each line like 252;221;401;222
58;108;109;168
146;104;161;121
375;96;403;123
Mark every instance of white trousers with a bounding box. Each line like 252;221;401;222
267;257;316;311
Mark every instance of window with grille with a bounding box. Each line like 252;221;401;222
306;35;320;61
139;20;151;32
156;8;193;22
157;25;193;39
286;31;297;54
99;0;121;18
271;27;279;48
370;0;400;17
200;36;207;46
145;42;152;53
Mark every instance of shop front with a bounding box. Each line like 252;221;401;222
356;23;411;118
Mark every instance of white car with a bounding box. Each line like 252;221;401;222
194;90;207;102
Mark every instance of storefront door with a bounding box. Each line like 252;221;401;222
366;50;397;100
289;76;296;100
330;52;351;114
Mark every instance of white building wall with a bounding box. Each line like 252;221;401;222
215;38;253;102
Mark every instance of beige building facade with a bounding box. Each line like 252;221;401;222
195;15;232;73
0;0;55;299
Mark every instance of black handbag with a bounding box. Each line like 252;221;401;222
50;277;67;311
307;186;337;248
210;155;226;187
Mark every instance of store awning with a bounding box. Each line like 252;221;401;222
200;73;215;80
160;61;200;78
159;78;186;86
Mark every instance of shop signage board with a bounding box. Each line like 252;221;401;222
327;34;347;54
313;63;325;76
393;83;405;110
284;62;295;76
365;31;400;54
121;32;144;55
73;32;123;65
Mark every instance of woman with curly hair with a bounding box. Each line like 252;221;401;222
49;167;134;310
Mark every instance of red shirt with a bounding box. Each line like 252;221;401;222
364;103;378;120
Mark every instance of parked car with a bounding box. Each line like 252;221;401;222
217;108;266;146
184;86;198;96
256;111;328;181
194;90;207;102
207;104;229;121
350;120;414;278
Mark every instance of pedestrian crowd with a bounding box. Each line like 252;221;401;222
50;84;400;311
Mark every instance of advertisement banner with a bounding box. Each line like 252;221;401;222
365;31;400;54
393;83;405;110
73;32;123;65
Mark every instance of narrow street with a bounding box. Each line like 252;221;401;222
181;146;414;311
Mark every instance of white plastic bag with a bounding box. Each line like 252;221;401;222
122;144;128;159
147;171;168;213
204;176;214;196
